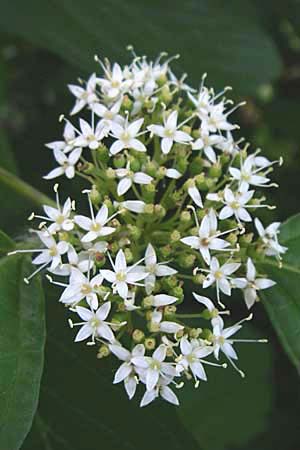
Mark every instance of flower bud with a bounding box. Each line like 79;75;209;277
227;232;238;245
97;144;109;163
124;248;133;263
144;337;156;350
209;163;222;178
142;183;155;202
97;344;110;359
178;253;196;268
127;224;142;240
157;73;168;86
160;245;172;259
190;156;204;175
106;168;115;179
170;230;181;242
189;328;202;339
122;95;133;111
159;85;172;104
164;305;177;316
170;286;184;300
180;211;192;223
113;154;126;168
132;329;145;343
144;204;155;215
193;273;206;284
90;185;102;205
143;296;154;308
154;204;166;219
83;162;95;174
129;158;141;172
145;161;158;177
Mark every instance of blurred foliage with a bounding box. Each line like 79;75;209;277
0;1;300;449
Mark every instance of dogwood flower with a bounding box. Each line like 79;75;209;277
115;165;153;196
132;344;176;391
34;192;74;234
74;118;105;150
192;293;226;326
109;343;145;399
201;257;240;304
254;218;287;257
59;267;103;309
92;98;123;136
181;209;231;264
72;302;115;343
44;148;81;180
233;258;276;309
68;73;99;115
110;118;147;154
142;243;177;294
229;155;270;191
101;249;148;299
192;130;223;163
176;336;214;382
218;187;254;223
150;309;184;334
98;62;132;99
74;197;117;243
45;121;76;154
148;110;192;154
140;376;179;407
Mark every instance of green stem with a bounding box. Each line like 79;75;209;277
0;166;56;207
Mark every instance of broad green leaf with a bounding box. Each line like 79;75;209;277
260;213;300;370
22;285;199;450
0;256;45;450
177;326;274;450
0;229;15;255
0;0;281;94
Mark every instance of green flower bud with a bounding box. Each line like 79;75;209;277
170;286;184;300
157;73;168;86
177;157;188;173
124;248;133;263
127;224;142;240
145;161;158;177
240;233;254;246
97;144;109;163
106;167;115;179
192;129;201;139
143;295;154;308
58;231;69;242
182;125;192;135
227;232;238;245
113;154;126;168
90;185;102;205
157;166;167;180
193;273;206;284
132;329;145;343
141;183;155;202
190;156;204;175
189;328;202;339
164;305;177;316
144;337;156;350
162;275;178;289
171;230;181;242
154;204;166;219
178;253;196;268
121;94;133;111
148;321;160;333
144;204;155;215
194;173;205;187
159;85;172;104
209;163;222;178
202;329;214;342
97;344;110;359
180;211;192;223
160;245;172;259
83;162;95;175
129;158;141;172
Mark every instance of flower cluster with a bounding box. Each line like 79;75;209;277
11;49;287;407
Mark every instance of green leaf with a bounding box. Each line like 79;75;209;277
0;0;281;94
177;326;274;450
0;256;45;450
22;285;199;450
0;229;15;255
260;213;300;371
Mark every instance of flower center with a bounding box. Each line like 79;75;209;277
56;214;65;225
150;360;161;370
214;270;223;280
81;283;92;295
165;128;174;138
230;201;240;210
200;237;210;247
89;317;101;328
147;263;156;274
116;271;127;282
91;222;101;232
49;246;58;257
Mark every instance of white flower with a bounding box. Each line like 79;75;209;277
218;187;254;223
165;168;182;179
254;218;287;257
92;98;123;136
72;302;115;343
109;343;145;399
150;309;184;334
115;165;153;196
148;110;192;154
233;258;276;309
140;376;179;407
48;244;94;276
188;85;212;119
132;344;176;391
202;101;236;133
142;243;177;294
98;62;132;99
68;73;98;115
100;249;148;299
176;336;213;382
74;118;105;150
202;256;240;304
37;195;74;234
181;209;230;264
74;198;117;243
45;121;76;154
110;118;147;154
229;155;270;191
59;267;103;309
44;148;81;180
192;130;223;163
32;231;69;271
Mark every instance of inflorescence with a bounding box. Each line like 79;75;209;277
9;48;287;407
